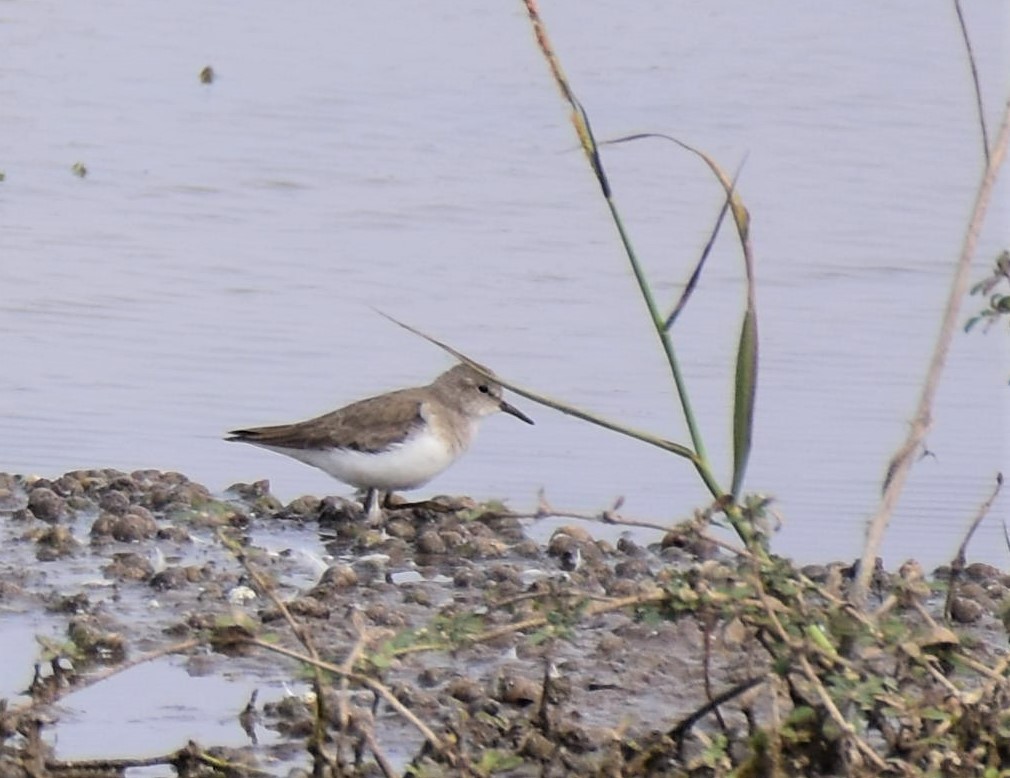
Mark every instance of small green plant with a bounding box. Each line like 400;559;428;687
521;2;760;552
965;250;1010;336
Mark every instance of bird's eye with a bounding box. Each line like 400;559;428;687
478;384;490;394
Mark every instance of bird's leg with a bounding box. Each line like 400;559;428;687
363;488;383;525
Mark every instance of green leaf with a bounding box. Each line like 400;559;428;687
475;749;525;773
732;307;759;496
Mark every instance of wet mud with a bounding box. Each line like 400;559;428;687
0;469;1007;777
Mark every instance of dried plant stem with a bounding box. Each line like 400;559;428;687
364;730;398;778
472;588;668;645
666;675;766;742
796;654;887;770
750;572;887;769
43;744;275;778
337;617;370;729
247;638;457;766
854;100;1010;605
943;473;1004;620
958;653;1008;683
15;638;199;714
222;534;334;771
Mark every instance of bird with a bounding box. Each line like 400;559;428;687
226;363;534;521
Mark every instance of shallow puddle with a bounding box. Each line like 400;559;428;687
50;660;287;761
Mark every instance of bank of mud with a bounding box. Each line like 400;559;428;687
0;469;1007;777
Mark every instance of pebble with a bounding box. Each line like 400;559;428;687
385;517;417;541
90;511;158;543
68;616;127;661
950;596;984;624
453;566;484;588
615;558;651;579
496;671;540;706
446;676;483;703
547;531;602;564
659;527;719;560
365;602;407;627
965;562;1000;583
467;536;508;559
226;480;272;500
103;552;155;582
150;567;193;590
35;526;78;559
596;632;626;657
402;586;433;607
98;490;131;515
284;597;330;620
228;586;258;605
439;530;465;549
607;578;638;597
488;564;522;585
416;529;447;555
28;487;66;522
284;494;321;517
316;564;359;589
417;666;450;687
156;525;192;543
520;730;555;760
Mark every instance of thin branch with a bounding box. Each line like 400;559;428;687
524;489;675;533
853;100;1010;605
15;638;199;713
943;473;1004;621
247;638;458;764
749;572;887;769
364;730;398;778
796;654;888;770
338;614;370;730
44;744;275;778
667;675;765;743
471;588;668;645
222;532;334;771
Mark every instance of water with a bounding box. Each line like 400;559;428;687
3;0;1009;573
50;660;284;760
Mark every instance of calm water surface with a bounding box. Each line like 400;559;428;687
3;1;1009;572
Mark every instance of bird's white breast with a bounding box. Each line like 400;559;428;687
256;422;476;491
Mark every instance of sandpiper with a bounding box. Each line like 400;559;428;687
226;363;533;520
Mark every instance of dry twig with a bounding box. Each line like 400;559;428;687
855;101;1010;604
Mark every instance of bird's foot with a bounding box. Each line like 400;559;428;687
363;488;385;527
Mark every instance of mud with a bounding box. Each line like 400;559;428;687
0;469;1007;777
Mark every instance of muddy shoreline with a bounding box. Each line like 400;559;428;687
1;469;1007;777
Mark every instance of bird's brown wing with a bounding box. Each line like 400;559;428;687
226;388;426;452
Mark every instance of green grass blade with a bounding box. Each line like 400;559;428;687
375;309;699;462
665;160;747;330
731;307;759;497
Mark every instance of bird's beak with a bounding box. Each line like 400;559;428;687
500;400;534;425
